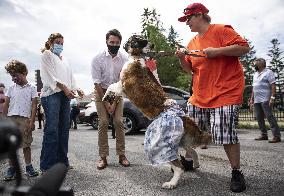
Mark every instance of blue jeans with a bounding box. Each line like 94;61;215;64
40;91;70;171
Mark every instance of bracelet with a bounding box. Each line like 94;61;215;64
271;96;275;100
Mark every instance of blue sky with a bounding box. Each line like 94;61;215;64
0;0;283;94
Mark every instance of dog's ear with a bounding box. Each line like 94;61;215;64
124;35;148;53
123;41;129;53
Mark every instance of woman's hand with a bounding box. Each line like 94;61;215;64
63;88;76;99
77;89;85;98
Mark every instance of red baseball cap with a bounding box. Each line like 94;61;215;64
178;3;209;22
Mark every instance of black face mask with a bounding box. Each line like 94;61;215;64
107;45;120;55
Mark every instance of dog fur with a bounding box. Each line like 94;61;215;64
103;35;211;189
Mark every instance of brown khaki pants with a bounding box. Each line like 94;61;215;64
94;90;125;157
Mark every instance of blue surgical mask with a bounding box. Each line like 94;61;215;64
52;44;63;55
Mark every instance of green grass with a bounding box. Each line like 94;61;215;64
237;121;284;130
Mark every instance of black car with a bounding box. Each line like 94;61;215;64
81;86;190;134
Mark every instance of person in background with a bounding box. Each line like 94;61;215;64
91;29;129;170
0;83;5;116
37;103;44;129
40;33;84;172
70;98;80;129
176;3;250;193
3;60;39;180
249;58;281;143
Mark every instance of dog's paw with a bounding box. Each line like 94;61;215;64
180;155;194;171
102;91;116;104
193;163;200;169
162;181;177;189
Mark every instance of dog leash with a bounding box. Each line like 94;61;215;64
143;49;206;58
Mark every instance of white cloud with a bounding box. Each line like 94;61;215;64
0;0;283;94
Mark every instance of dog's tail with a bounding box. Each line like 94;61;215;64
180;116;212;147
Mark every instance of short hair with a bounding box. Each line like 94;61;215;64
41;33;64;53
106;29;122;41
201;13;211;23
256;58;266;67
5;60;28;75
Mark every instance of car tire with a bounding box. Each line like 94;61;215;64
123;113;137;135
90;114;99;129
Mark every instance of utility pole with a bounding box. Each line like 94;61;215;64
35;69;43;93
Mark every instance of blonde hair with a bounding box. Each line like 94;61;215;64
41;33;64;53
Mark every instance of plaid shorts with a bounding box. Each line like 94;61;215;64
187;103;239;144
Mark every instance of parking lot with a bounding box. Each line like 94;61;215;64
1;124;284;196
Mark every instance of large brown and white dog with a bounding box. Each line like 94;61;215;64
103;35;211;189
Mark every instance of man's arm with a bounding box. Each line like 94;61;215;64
95;83;114;114
29;98;37;130
94;83;105;101
2;97;10;116
269;83;276;107
30;98;37;124
203;44;250;58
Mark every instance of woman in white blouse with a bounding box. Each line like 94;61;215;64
40;33;84;172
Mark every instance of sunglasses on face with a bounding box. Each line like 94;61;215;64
186;15;195;21
184;7;196;13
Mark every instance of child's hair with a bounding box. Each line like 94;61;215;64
41;33;64;53
5;60;28;75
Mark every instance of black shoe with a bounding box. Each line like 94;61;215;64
230;169;246;193
180;155;194;171
170;155;194;173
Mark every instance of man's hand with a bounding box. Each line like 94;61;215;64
175;45;186;59
269;98;275;107
203;47;221;58
248;98;254;110
108;103;116;115
104;102;116;115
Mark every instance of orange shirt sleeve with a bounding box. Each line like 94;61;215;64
222;25;249;47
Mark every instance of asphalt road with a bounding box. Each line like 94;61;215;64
1;123;284;196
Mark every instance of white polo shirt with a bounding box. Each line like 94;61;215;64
5;83;38;118
91;49;127;89
252;68;276;103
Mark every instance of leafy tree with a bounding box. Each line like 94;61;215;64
140;8;190;90
267;38;284;89
167;25;181;48
239;38;257;108
267;38;284;107
239;38;257;86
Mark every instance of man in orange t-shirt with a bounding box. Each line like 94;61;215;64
176;3;250;193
